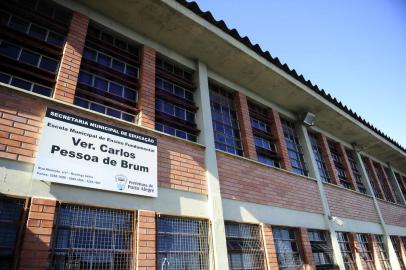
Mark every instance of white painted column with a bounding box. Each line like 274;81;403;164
387;163;406;205
354;150;401;270
195;61;229;270
296;124;346;270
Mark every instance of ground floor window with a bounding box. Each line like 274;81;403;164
337;232;357;270
225;222;265;270
49;204;134;269
308;230;334;269
157;215;210;270
272;227;303;270
375;235;391;270
0;197;26;270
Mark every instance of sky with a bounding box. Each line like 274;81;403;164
194;0;406;148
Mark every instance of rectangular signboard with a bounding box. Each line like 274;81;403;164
33;108;158;197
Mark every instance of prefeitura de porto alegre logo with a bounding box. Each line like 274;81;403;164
115;174;128;191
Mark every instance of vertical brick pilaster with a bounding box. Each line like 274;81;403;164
298;228;315;270
137;210;156;270
268;109;291;170
54;12;89;103
262;224;279;270
364;157;385;199
399;236;406;269
349;233;364;270
337;143;357;190
369;235;383;270
18;198;56;270
234;92;256;160
137;46;156;129
378;164;396;202
316;133;340;185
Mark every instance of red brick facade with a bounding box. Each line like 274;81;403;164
316;133;340;185
54;12;89;103
298;228;316;270
262;224;279;270
137;210;156;270
268;108;291;171
378;200;406;227
138;46;156;129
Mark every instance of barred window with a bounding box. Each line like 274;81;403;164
210;83;243;156
383;166;402;204
248;100;280;168
75;22;140;123
272;227;303;270
0;197;26;270
328;141;351;189
281;119;308;176
336;232;357;270
362;156;383;199
155;56;199;142
394;173;406;201
375;235;391;270
0;0;72;96
157;216;210;270
309;133;330;183
49;204;134;269
391;236;406;270
346;149;367;194
308;230;334;269
225;222;265;270
373;163;395;203
356;234;375;270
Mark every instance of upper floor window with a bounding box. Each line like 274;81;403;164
210;83;243;156
383;167;403;204
272;227;303;270
328;141;351;189
49;203;134;269
155;56;199;142
0;0;72;96
248;101;280;167
281;119;308;176
394;172;406;201
157;216;209;270
225;222;265;270
308;230;334;269
336;232;357;270
346;149;367;194
362;156;383;199
309;133;330;183
373;162;395;203
375;235;391;270
356;233;375;270
74;22;139;123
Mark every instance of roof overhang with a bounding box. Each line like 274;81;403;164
74;0;406;172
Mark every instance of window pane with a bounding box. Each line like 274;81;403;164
0;42;20;59
32;85;52;96
40;57;58;73
11;77;31;90
94;77;108;91
20;50;40;66
28;24;47;40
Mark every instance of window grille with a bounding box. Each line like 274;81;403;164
281;119;308;176
346;149;367;194
375;235;391;270
309;133;331;183
75;22;140;123
0;0;72;96
391;236;406;270
272;227;303;270
362;156;383;199
394;173;406;201
373;163;395;203
308;230;334;270
157;215;210;270
49;204;134;270
155;57;199;142
336;232;357;270
0;196;26;270
384;168;403;204
225;222;265;270
248;100;280;168
356;234;375;270
209;83;243;156
328;141;351;189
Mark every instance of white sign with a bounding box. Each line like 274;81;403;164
33;109;157;197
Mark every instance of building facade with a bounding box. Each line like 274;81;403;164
0;0;406;269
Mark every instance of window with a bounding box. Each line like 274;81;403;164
328;141;351;189
0;0;71;96
356;234;375;270
309;133;331;183
157;216;209;270
75;22;140;123
362;156;383;199
248;101;280;168
375;235;391;270
336;232;357;270
394;173;406;201
390;236;406;270
281;119;308;176
346;149;367;194
272;227;303;270
383;167;402;204
155;57;199;142
225;222;265;270
49;204;134;269
374;163;395;203
308;230;334;269
210;83;243;156
0;197;26;270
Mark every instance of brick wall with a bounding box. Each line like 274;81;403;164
298;228;316;270
377;200;406;227
369;235;384;270
217;151;323;214
268;108;291;171
324;184;380;223
137;210;156;270
19;198;56;270
54;12;89;103
234;92;256;160
349;233;364;270
262;224;279;270
0;88;207;194
138;46;156;129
